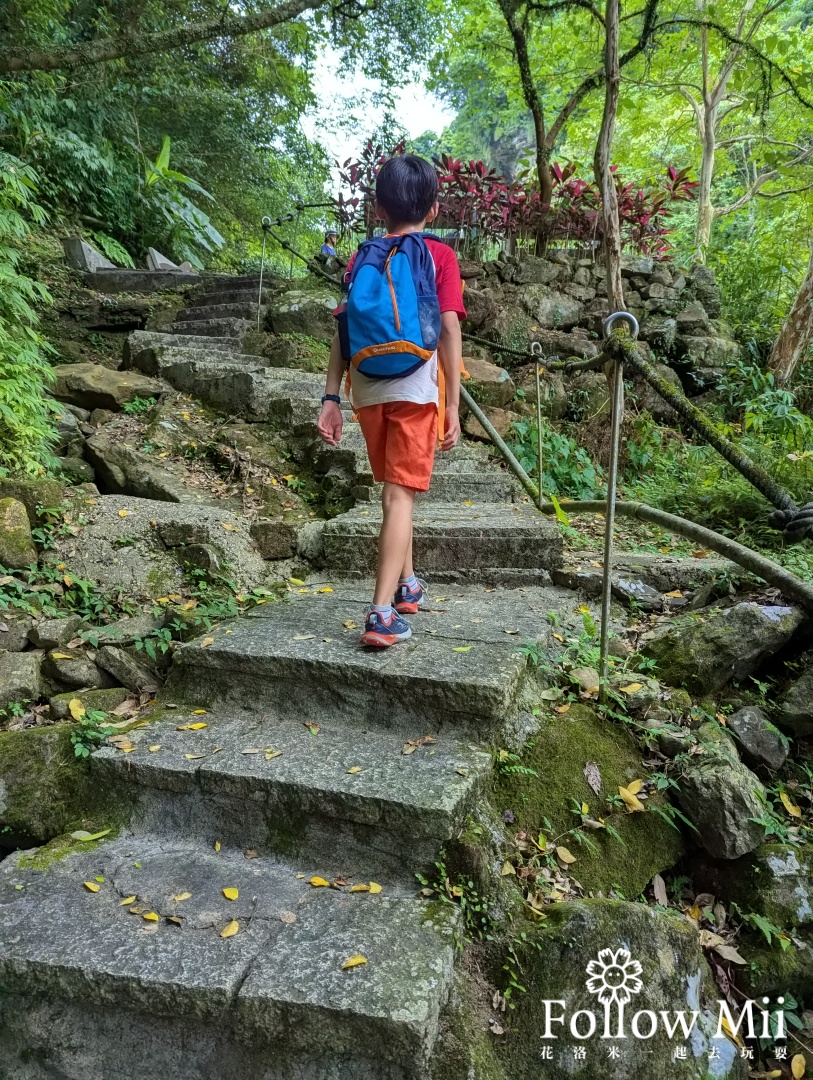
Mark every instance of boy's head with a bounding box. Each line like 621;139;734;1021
375;154;438;227
325;230;337;244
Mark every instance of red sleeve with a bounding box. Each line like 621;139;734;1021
428;240;467;319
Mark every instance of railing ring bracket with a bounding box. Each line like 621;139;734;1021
602;311;639;340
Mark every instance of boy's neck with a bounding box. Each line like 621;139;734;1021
383;219;429;236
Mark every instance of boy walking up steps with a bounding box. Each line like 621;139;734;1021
317;154;466;647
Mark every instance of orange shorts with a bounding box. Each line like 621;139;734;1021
356;401;438;491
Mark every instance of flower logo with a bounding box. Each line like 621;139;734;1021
586;948;643;1005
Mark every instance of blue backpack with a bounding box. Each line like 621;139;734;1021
336;232;442;378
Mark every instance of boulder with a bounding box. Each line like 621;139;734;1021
727;705;788;770
620;254;655;275
776;655;813;737
495;704;684;896
640;603;804;695
53;405;84;454
519;284;585;330
676;732;766;859
61;236;116;273
639;315;677;352
562;282;597;303
569;371;611;420
0;499;37;569
52;362;166;411
676;335;740;389
28;615;83;651
460;286;499;333
84;430;196;503
58;458;96;486
463;355;515;408
506;899;744;1079
515;368;568;421
0;615;34;653
266;288;337;341
463;406;519;441
88;614;163;648
49;686;131;720
529;328;599;362
95;645;160;693
42;649;114;692
0;652;42;712
46;496;268;599
675;302;711;335
0;480;64;527
512;256;562;286
249;518;298;560
694;844;813;929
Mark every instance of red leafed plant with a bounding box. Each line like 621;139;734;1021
334;147;697;259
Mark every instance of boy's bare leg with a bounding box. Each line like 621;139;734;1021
373;482;416;606
401;521;414;582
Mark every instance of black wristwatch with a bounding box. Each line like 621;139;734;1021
321;394;341;405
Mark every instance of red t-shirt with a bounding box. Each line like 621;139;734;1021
344;236;467;319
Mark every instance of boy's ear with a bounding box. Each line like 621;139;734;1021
425;200;440;223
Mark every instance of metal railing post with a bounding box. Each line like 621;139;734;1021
598;312;639;704
258;216;271;331
532;341;545;512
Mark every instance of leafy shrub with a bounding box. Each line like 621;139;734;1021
508;417;604;500
0;150;56;476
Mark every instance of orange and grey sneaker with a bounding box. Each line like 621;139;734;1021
359;607;413;648
393;577;427;615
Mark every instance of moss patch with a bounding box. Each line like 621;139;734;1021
494;704;684;897
0;725;97;846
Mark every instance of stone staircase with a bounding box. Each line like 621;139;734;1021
0;274;578;1079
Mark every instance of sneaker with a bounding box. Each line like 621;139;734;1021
359;607;413;648
393;577;428;615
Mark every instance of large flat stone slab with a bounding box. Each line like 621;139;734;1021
91;709;490;881
124;331;241;368
177;302;263;322
167;317;252;339
165;583;574;736
83;268;201;293
322;502;563;573
0;837;456;1078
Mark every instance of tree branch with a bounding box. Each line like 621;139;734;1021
0;0;324;73
713;145;813;216
527;0;605;25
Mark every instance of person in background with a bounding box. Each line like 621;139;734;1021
321;230;338;256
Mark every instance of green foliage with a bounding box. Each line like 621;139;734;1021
0;149;56;476
88;231;134;268
508;417;604;499
122;396;157;416
70;709;116;759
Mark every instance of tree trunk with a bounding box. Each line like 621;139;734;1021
768;245;813;385
593;0;624;310
694;107;716;261
0;0;321;72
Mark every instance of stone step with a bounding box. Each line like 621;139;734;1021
124;331;241;367
190;286;272;307
124;343;268;379
164;583;571;737
90;709;490;882
166;317;252;339
321;503;563;575
0;836;457;1079
176;302;264;323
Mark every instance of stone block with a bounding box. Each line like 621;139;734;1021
0;499;37;569
62;236;116;273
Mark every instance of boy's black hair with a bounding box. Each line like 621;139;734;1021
375;154;438;225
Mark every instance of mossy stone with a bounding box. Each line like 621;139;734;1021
0;725;97;846
0;498;37;569
494;704;684;897
0;478;64;526
49;687;130;721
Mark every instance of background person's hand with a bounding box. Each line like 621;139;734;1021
441;404;461;451
317;400;343;446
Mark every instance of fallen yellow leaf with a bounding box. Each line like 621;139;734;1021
317;586;333;593
368;882;382;894
501;861;516;876
618;682;643;695
173;892;192;902
720;1015;743;1047
200;637;214;648
289;577;305;586
83;881;100;893
192;709;206;715
149;745;161;752
452;645;472;652
143;912;160;922
120;895;137;905
664;589;683;598
221;919;239;938
781;791;802;819
222;888;239;901
349;884;370;893
791;1053;806;1079
309;876;330;888
556;846;577;865
214;839;221;853
50;652;74;660
341;954;367;970
627;779;644;795
618;785;645;812
184;753;206;760
347;766;362;774
118;509;129;518
68;698;86;720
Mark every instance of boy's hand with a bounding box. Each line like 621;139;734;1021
318;401;343;446
441;404;461;451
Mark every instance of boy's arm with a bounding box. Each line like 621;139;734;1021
317;333;345;446
439;310;462;451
